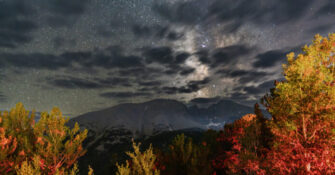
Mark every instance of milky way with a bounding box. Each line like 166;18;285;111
0;0;334;117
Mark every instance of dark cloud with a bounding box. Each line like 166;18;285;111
95;26;115;38
143;47;174;64
164;68;179;75
48;76;132;89
0;53;68;70
153;0;314;33
258;79;276;90
189;96;221;104
230;92;249;100
316;1;335;16
44;0;89;27
195;49;211;64
209;45;253;68
308;24;334;35
116;67;163;78
253;50;288;68
94;77;132;87
0;93;7;103
175;52;190;64
208;0;314;32
49;77;103;89
242;79;284;96
92;54;143;69
0;46;144;70
132;24;152;37
215;68;270;84
238;71;269;84
229;70;249;77
243;86;263;95
161;77;210;94
132;24;184;41
100;92;151;98
166;31;184;41
179;67;195;76
138;80;162;87
0;0;37;48
152;1;209;25
52;36;77;49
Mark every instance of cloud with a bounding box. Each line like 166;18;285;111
115;67;163;78
95;26;115;38
94;77;132;87
153;0;314;33
0;53;69;70
132;24;184;41
49;77;105;89
52;36;77;49
48;76;132;89
175;52;191;64
44;0;89;27
179;67;195;76
242;78;284;96
152;1;210;25
100;92;151;98
160;77;210;94
253;50;288;68
0;0;37;48
253;46;303;68
137;80;162;87
208;0;314;32
208;45;253;68
238;71;269;84
143;47;174;64
0;46;144;70
316;1;335;16
0;93;7;103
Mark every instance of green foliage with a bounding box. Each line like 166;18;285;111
116;140;160;175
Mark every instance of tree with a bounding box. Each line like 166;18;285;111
0;103;91;175
261;33;335;174
156;134;213;175
212;114;266;175
116;140;160;175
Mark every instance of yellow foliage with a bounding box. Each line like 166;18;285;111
0;103;94;175
116;140;160;175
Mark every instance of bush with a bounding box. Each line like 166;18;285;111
116;139;160;175
0;103;92;175
156;134;214;175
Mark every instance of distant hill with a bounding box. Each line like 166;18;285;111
67;99;203;137
67;98;270;175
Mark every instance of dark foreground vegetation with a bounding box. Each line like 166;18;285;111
1;33;335;174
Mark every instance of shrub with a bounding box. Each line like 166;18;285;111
116;140;159;175
0;103;92;175
156;134;214;175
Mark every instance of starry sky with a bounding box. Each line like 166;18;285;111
0;0;334;117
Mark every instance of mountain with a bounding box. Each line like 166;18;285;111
67;98;270;175
67;99;203;137
188;99;270;129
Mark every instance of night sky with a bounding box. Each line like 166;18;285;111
0;0;334;117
